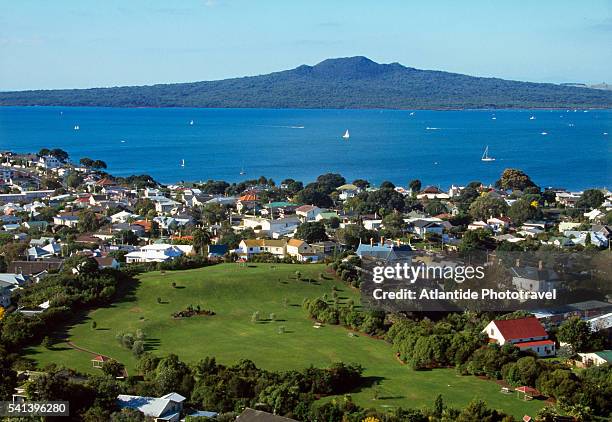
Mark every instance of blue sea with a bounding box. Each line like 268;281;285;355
0;107;609;190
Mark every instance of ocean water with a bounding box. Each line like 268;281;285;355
0;107;609;190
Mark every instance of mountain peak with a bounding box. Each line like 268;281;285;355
305;56;403;79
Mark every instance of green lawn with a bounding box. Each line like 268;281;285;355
25;263;545;418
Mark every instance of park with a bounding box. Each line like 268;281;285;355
25;263;545;418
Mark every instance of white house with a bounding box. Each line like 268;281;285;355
125;244;189;264
117;393;187;422
337;184;361;200
295;205;321;222
483;317;555;357
37;155;62;169
242;216;300;237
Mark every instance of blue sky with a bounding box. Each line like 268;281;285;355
1;0;611;90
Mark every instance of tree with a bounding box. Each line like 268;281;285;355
576;189;605;210
79;157;95;167
508;199;539;226
557;316;592;352
352;179;369;189
382;212;405;238
66;172;84;188
113;230;139;245
49;148;69;162
469;195;508;221
495;168;536;191
192;229;211;254
101;360;125;377
78;209;100;233
409;179;422;193
91;160;107;170
459;228;494;252
295;221;328;243
295;187;332;208
42;336;53;349
380;180;395;189
155;354;193;396
424;200;447;216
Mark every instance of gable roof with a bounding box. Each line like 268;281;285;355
492;317;548;341
296;204;318;213
236;408;298;422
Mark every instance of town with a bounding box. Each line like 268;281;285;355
0;148;610;422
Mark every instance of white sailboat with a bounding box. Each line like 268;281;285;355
180;159;185;167
73;125;80;131
342;129;350;139
481;146;495;161
189;120;194;125
529;116;536;120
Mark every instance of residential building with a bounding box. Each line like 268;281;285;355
483;317;556;357
117;393;187;422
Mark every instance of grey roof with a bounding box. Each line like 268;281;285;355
236;408;298;422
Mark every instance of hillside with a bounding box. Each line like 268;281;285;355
1;56;611;109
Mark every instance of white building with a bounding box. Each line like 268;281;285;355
483;317;555;357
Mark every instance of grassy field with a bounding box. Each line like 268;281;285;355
25;263;545;418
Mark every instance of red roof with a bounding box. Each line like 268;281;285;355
516;386;540;395
516;339;555;348
493;317;548;341
91;355;109;362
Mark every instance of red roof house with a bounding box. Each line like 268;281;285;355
483;317;556;357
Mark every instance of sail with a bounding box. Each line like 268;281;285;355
343;129;350;139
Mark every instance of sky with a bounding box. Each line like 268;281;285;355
1;0;611;91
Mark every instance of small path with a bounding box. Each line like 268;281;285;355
65;341;129;377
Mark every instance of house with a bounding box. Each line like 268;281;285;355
337;183;361;200
467;220;492;231
117;393;186;422
295;205;321;222
487;216;511;232
238;239;287;259
111;210;140;224
153;197;181;214
237;192;260;213
483;317;555;357
356;241;412;264
577;350;612;367
236;408;298;422
0;273;28;307
584;208;604;221
27;246;54;260
511;261;561;294
362;218;383;231
315;211;339;222
553;221;578;234
411;220;444;236
8;259;64;277
94;256;120;270
286;239;318;262
242;215;300;237
53;212;80;228
125;244;187;264
37;155;62;169
416;186;450;200
564;230;608;247
207;244;228;258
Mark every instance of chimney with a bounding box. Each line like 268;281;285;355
538;260;543;270
381;236;385;246
515;258;520;268
370;237;373;246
